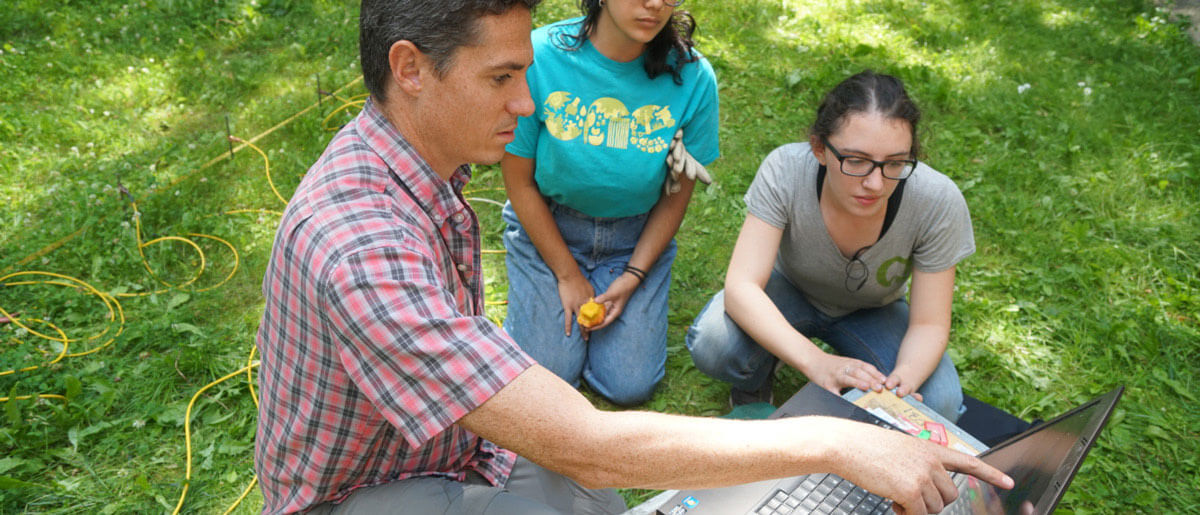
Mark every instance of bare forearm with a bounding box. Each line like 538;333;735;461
463;367;837;489
724;280;820;370
574;410;854;489
898;267;956;386
461;366;1014;510
627;178;695;271
501;155;581;281
894;322;949;385
508;187;580;278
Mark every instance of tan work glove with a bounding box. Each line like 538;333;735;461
664;128;713;195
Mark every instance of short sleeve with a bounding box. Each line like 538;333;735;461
912;175;975;273
743;146;798;230
681;56;720;166
323;241;533;448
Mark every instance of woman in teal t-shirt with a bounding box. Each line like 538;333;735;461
501;0;719;406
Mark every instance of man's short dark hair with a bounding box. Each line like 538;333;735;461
360;0;541;102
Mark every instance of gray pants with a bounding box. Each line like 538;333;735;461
308;457;627;514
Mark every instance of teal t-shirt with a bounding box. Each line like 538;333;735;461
506;18;720;218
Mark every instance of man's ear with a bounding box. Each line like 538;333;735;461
809;134;827;166
388;40;426;96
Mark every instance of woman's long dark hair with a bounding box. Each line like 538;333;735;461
556;0;698;85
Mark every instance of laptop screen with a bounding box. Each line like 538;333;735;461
952;388;1120;514
654;386;1121;515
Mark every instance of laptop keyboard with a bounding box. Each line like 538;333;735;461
754;472;971;515
754;473;890;515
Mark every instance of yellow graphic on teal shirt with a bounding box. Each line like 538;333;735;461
544;91;674;153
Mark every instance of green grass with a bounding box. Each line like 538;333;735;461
1;0;1198;512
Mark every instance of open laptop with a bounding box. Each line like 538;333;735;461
656;384;1123;515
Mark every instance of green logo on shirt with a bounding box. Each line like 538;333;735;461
876;256;912;288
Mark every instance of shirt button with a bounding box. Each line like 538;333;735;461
457;264;469;272
451;212;466;224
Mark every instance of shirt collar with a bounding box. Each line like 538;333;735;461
357;97;473;221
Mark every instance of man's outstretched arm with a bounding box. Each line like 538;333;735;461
458;365;1012;515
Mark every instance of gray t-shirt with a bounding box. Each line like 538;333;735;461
744;142;974;317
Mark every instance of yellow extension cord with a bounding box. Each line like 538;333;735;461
3;79;511;513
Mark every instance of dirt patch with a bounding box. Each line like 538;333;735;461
1159;0;1200;44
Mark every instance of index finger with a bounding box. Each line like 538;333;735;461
862;363;886;383
941;450;1014;491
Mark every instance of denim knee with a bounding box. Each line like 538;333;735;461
686;300;734;380
915;355;964;422
686;293;772;388
918;385;964;423
591;376;658;407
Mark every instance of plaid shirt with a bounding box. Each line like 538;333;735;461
255;98;535;514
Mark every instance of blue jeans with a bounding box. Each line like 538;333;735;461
503;201;673;406
686;270;964;421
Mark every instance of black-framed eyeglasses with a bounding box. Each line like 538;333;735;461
845;246;870;292
821;136;916;180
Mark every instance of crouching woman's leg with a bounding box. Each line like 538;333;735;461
686;289;777;395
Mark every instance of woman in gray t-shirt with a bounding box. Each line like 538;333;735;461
687;71;972;421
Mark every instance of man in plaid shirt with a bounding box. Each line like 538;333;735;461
256;0;1014;513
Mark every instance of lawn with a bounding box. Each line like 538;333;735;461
1;0;1198;513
